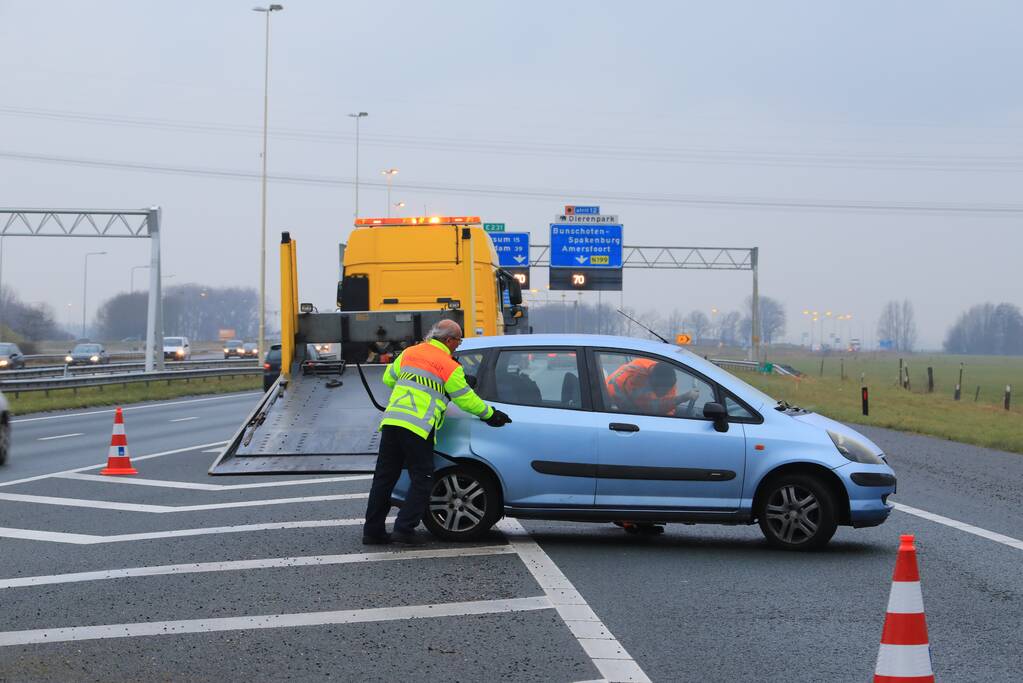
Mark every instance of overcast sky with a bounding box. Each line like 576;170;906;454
1;1;1020;348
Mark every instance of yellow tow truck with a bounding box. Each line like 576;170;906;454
209;215;525;475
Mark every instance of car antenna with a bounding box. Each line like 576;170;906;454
616;308;670;344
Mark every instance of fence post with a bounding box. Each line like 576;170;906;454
904;365;911;392
898;358;903;387
955;362;964;400
840;358;845;381
861;386;869;416
927;367;934;393
1006;385;1012;411
974;386;980;402
819;357;824;377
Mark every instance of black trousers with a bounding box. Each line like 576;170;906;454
363;425;435;537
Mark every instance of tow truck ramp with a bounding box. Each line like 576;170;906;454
209;360;388;475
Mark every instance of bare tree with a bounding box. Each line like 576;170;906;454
683;310;710;342
741;295;786;345
718;310;742;346
877;299;918;352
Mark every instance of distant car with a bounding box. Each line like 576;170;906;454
163;336;191;361
65;343;110;366
0;390;9;466
263;344;282;392
0;343;26;370
243;342;259;358
223;339;244;359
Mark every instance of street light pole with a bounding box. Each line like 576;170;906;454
348;112;368;217
82;251;107;338
253;3;283;364
381;168;398;216
131;265;150;294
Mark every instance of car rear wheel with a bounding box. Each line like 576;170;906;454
0;419;9;466
424;464;500;542
757;474;837;550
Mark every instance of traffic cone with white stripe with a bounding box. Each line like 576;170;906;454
100;407;137;475
874;534;934;682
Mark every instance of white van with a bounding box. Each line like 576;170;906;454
163;336;191;360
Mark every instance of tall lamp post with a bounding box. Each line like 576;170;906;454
348;112;368;217
82;251;107;338
381;168;398;216
253;3;283;363
130;265;150;294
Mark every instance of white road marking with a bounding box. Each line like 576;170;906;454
202;448;222;453
11;392;260;423
498;519;651;683
36;433;84;441
54;472;372;490
169;416;198;423
0;441;228;489
0;516;391;545
0;545;516;589
892;501;1023;551
0;491;368;513
0;596;553;647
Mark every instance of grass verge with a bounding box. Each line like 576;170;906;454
7;375;261;415
741;372;1023;454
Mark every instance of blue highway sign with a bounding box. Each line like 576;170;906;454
550;224;623;268
571;206;600;215
490;232;531;267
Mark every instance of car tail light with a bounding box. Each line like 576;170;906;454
263;363;271;370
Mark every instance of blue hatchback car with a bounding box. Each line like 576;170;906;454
392;334;896;550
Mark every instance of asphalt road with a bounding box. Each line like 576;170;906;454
0;395;1020;682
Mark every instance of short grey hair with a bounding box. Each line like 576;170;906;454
426;319;462;342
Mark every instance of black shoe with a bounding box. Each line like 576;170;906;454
362;533;392;545
391;531;427;546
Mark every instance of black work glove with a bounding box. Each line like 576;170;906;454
483;408;512;427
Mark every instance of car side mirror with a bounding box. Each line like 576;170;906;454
465;374;478;389
703;402;729;433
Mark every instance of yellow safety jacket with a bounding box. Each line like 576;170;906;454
380;338;494;440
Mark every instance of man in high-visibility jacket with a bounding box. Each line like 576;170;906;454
363;319;511;546
605;358;701;416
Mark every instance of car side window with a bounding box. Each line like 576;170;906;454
453;351;485;389
493;349;583;410
595;351;716;420
724;395;755;420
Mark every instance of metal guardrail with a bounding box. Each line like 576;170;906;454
0;366;262;397
1;357;257;380
710;358;760;371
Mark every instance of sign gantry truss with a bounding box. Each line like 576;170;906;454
0;209;154;238
528;243;761;363
0;208;164;371
530;245;754;270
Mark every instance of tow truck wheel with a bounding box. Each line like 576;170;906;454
425;464;500;542
0;419;9;466
756;473;837;550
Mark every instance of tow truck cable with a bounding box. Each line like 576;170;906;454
355;361;387;412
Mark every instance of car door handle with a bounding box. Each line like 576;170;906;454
609;422;640;433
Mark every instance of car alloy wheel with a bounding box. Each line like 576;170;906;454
757;474;838;550
424;465;500;541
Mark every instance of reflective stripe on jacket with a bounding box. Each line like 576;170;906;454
380;338;494;440
605;358;678;415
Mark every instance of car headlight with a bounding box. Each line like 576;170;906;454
65;355;73;363
828;431;884;464
0;360;7;367
90;355;99;362
176;350;184;356
223;348;229;353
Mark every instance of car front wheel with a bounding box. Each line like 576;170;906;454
757;474;838;550
424;464;501;542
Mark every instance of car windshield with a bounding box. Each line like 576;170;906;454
73;344;100;353
0;343;14;354
244;343;258;350
164;337;184;345
227;340;242;346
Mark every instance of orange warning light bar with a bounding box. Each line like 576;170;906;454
354;216;482;227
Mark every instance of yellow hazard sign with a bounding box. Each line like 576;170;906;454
675;333;692;345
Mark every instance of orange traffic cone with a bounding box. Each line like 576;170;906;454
100;407;137;475
874;534;934;682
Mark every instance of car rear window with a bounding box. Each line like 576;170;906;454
266;348;281;361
